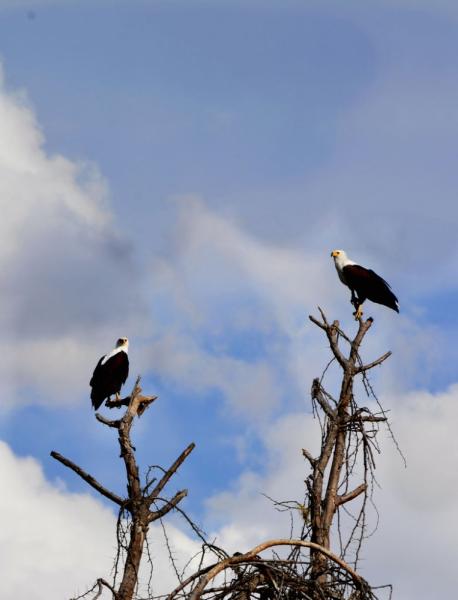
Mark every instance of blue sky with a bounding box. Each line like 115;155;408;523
1;1;458;598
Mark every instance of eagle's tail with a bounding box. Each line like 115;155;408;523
91;391;105;411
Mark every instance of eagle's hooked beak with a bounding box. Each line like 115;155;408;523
331;250;339;257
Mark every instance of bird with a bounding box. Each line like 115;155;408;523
331;250;399;320
90;337;129;410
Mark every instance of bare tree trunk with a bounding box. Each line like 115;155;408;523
117;516;147;600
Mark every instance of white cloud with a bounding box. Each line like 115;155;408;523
0;440;202;600
205;411;317;550
0;65;149;406
384;386;458;510
161;198;332;332
198;382;458;600
146;331;281;419
137;199;443;426
0;440;115;600
140;198;342;418
361;385;458;596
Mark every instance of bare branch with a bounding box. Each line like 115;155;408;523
358;415;388;423
318;306;329;326
149;490;188;522
349;317;374;363
337;483;367;506
355;351;392;373
311;378;336;419
309;313;349;370
302;448;316;467
95;413;121;428
50;451;125;506
148;443;195;503
308;314;327;332
95;578;117;599
70;577;117;600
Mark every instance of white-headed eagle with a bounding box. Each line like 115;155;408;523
90;337;129;410
331;250;399;320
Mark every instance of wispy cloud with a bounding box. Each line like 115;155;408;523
138;198;342;419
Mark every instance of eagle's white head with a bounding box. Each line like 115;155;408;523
101;337;129;365
116;337;129;351
331;249;354;271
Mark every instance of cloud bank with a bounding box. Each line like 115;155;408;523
0;66;148;406
0;440;202;600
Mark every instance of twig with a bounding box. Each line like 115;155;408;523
148;443;195;502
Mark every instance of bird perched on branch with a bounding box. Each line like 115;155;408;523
331;250;399;320
90;337;129;410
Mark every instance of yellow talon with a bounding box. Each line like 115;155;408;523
355;306;363;320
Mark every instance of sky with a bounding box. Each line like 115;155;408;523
0;1;458;598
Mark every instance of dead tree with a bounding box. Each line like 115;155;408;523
51;378;195;600
167;309;393;599
305;309;391;587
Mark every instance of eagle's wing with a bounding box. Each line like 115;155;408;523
344;264;398;310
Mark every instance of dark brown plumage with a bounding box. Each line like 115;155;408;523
90;338;129;410
331;250;399;319
342;264;399;313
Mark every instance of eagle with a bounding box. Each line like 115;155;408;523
331;250;399;319
90;337;129;410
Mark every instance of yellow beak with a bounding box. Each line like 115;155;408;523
331;250;339;257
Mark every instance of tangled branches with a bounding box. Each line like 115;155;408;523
162;309;395;600
55;309;396;600
167;539;376;600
